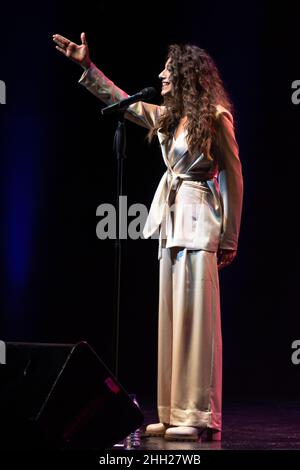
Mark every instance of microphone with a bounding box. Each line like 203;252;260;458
101;87;156;116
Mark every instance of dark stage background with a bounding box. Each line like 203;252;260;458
1;1;299;406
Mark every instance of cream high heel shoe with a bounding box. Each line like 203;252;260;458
164;426;222;442
144;422;169;437
164;426;199;441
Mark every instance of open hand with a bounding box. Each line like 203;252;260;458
52;32;91;70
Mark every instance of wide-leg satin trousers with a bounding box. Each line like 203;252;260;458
157;247;222;431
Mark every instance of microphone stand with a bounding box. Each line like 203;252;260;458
111;110;126;379
102;102;146;448
101;88;156;379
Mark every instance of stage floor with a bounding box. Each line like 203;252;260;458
114;399;300;451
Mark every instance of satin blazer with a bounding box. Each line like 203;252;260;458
79;64;244;258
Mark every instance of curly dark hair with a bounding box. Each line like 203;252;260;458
148;44;233;158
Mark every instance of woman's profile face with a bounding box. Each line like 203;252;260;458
158;58;174;96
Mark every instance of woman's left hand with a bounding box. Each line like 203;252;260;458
217;248;237;270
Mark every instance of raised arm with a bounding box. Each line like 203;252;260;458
52;33;162;129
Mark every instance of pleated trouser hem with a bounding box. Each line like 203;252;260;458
158;406;222;430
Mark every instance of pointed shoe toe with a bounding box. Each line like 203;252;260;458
164;426;199;441
144;422;169;437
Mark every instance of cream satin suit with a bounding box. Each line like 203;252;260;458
79;64;243;431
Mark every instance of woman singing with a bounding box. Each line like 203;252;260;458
53;33;244;442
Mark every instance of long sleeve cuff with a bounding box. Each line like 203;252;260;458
78;62;128;104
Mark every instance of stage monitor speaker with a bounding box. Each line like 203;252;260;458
0;341;143;450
